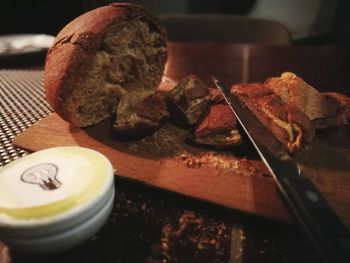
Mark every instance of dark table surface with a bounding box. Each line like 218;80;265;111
2;42;349;263
1;178;317;263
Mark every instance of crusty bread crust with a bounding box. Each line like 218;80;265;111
44;3;167;127
231;83;314;154
263;73;350;130
265;72;330;121
322;92;350;117
313;92;350;129
190;103;242;149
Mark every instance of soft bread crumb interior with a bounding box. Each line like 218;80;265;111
65;18;166;127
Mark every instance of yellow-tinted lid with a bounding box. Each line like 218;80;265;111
0;146;114;222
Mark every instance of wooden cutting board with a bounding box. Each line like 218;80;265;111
13;113;290;222
13;113;350;226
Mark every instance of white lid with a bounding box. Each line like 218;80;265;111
0;146;114;227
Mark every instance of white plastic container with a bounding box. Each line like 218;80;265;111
0;146;115;254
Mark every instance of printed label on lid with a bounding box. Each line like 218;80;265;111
0;147;113;215
21;163;61;190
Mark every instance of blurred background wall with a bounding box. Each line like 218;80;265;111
1;0;350;90
1;0;349;45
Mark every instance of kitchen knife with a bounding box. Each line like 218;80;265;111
211;76;350;263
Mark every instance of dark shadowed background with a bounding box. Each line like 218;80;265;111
1;0;350;92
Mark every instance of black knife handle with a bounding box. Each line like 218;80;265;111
278;175;350;263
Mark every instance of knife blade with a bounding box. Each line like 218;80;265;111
211;76;350;263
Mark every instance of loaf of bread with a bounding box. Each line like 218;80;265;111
264;72;330;121
265;72;350;129
232;72;350;153
232;83;315;154
44;3;167;127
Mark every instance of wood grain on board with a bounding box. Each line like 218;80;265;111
14;113;291;222
11;43;350;226
13;113;350;228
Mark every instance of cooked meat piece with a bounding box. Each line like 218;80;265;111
190;103;242;149
232;83;314;154
113;90;169;139
166;75;211;127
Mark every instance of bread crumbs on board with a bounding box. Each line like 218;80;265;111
122;123;270;177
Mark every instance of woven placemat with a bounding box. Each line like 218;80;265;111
0;70;52;166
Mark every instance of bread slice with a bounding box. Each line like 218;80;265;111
232;83;314;154
165;75;211;127
190;103;242;149
44;3;167;127
265;72;330;121
312;92;350;129
265;72;350;130
113;90;169;139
